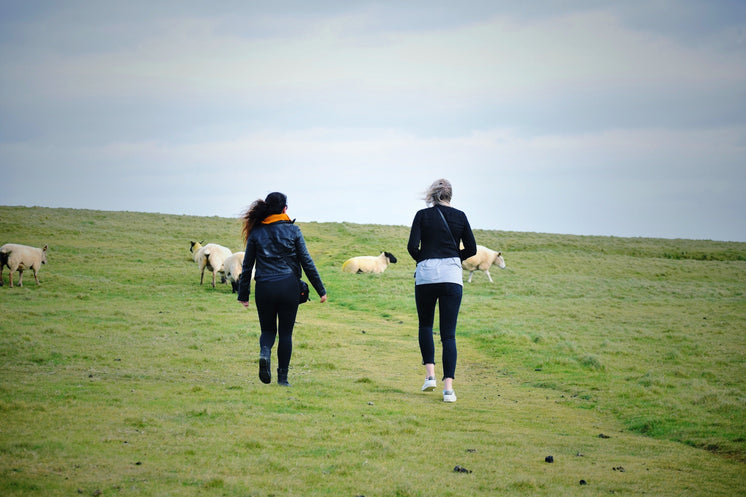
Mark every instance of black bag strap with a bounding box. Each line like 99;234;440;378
436;206;459;251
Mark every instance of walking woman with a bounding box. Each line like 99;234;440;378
237;192;327;386
407;179;477;402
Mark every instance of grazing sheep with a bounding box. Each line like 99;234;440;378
342;251;397;274
223;251;255;293
462;245;506;283
189;241;233;288
223;251;244;293
0;243;48;288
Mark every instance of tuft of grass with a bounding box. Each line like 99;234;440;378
0;206;744;496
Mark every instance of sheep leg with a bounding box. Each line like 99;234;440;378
0;265;3;286
211;270;217;288
16;268;23;287
467;271;474;283
485;270;494;283
32;268;40;285
200;268;205;285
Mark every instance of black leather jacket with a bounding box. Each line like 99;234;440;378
237;220;325;302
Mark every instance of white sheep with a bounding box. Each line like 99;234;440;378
189;241;233;288
223;251;255;293
342;251;397;274
462;245;506;283
0;243;48;288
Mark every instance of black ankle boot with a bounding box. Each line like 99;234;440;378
259;346;271;384
277;368;290;387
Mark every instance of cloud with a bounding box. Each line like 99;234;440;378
1;1;744;241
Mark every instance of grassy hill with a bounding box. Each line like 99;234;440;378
1;205;744;496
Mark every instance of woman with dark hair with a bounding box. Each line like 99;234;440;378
407;179;477;402
237;192;327;386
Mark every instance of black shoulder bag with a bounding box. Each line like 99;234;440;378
299;279;310;304
283;248;310;304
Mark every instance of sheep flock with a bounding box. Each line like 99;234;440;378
1;234;504;294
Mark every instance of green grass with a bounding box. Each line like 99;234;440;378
1;205;744;496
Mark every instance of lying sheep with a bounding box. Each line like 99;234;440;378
0;243;48;288
462;245;506;283
342;251;397;274
223;251;255;293
189;241;233;288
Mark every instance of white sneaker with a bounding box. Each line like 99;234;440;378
443;390;457;402
421;376;436;391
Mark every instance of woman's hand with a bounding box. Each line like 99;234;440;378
238;301;250;308
319;294;328;303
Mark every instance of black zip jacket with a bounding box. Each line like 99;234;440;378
237;220;325;302
407;205;477;263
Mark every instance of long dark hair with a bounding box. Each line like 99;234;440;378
241;192;287;243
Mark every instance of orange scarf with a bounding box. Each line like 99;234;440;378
262;213;292;224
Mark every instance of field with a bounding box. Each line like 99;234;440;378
1;205;744;496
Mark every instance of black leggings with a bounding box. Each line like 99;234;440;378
415;282;463;380
254;276;300;370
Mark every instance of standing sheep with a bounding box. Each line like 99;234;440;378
0;243;48;288
223;251;255;293
189;241;233;288
462;245;506;283
342;251;397;274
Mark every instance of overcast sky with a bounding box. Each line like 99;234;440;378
1;1;745;241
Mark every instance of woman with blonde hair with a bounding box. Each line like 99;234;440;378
237;192;327;386
407;179;477;402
